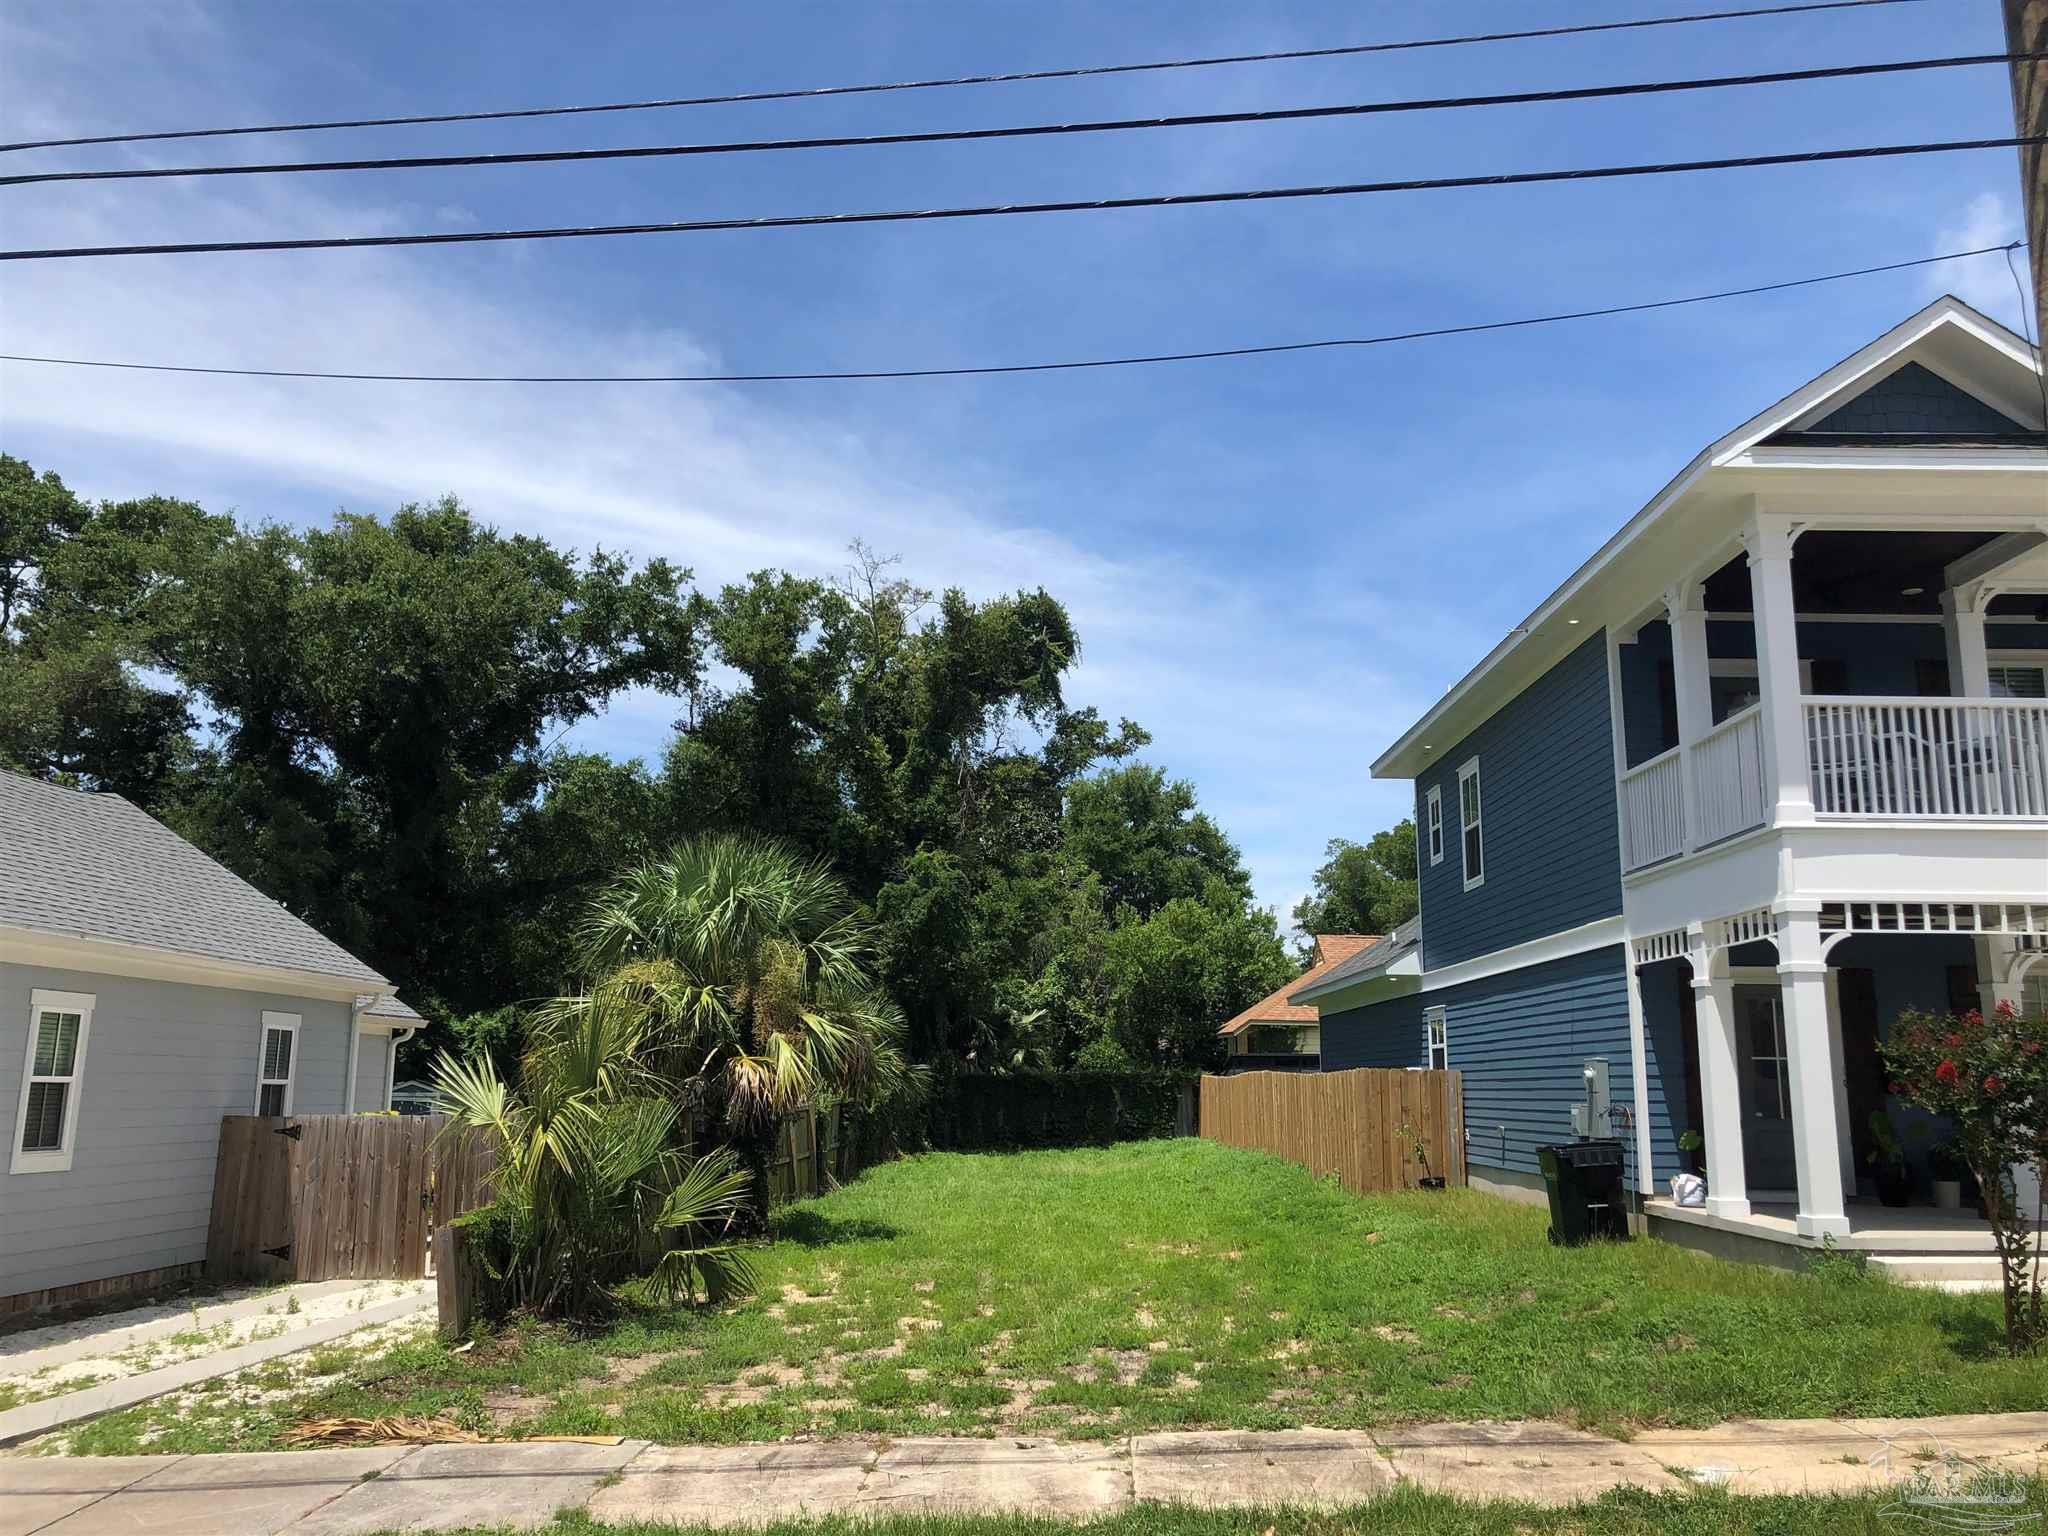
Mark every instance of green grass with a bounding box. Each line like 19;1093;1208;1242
399;1481;2048;1536
54;1139;2048;1453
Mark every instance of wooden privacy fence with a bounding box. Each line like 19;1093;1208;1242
206;1115;498;1284
1200;1068;1466;1193
765;1104;862;1204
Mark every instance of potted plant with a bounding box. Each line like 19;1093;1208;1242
1677;1128;1705;1175
1400;1122;1446;1190
1930;1135;1968;1212
1866;1111;1915;1208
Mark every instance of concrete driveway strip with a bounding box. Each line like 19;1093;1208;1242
588;1442;875;1527
1372;1420;1689;1504
0;1295;433;1449
280;1441;648;1534
858;1438;1129;1518
1132;1430;1388;1507
0;1454;176;1536
33;1448;415;1536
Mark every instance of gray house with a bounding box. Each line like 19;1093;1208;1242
1;770;417;1312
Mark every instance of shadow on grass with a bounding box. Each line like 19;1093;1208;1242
772;1209;901;1247
1935;1307;2011;1362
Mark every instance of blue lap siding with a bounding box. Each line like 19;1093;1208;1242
1432;946;1641;1185
1414;632;1622;972
1318;991;1426;1071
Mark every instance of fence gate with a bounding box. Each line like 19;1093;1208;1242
206;1115;496;1284
204;1116;299;1284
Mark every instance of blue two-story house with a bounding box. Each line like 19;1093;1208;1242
1292;297;2047;1282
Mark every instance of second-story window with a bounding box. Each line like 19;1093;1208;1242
1425;785;1443;866
1457;758;1484;890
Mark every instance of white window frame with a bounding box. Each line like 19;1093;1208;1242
1424;785;1444;867
253;1012;300;1117
1424;1006;1448;1071
12;989;94;1175
1987;650;2048;700
1456;756;1484;891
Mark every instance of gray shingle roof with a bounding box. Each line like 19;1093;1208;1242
363;995;425;1023
1288;914;1420;1004
0;770;389;986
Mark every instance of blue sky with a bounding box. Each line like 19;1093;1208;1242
0;0;2032;927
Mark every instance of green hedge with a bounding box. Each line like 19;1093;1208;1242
918;1071;1193;1151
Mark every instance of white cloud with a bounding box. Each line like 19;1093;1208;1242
1927;193;2031;327
1;142;1440;917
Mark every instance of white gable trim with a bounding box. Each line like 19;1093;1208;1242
0;925;384;1002
1373;298;2043;781
1708;299;2043;463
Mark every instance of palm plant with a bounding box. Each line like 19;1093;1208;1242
433;993;756;1320
550;834;919;1129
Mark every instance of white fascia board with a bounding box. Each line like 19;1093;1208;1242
1372;301;2043;782
1416;915;1629;995
0;925;386;1002
1298;969;1422;1015
1292;947;1423;1007
1732;448;2048;473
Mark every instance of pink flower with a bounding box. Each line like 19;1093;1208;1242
1936;1060;1960;1085
1985;1075;2005;1096
1994;1001;2018;1019
1944;1033;1964;1048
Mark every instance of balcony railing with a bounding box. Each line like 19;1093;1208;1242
1805;697;2048;818
1692;703;1768;846
1619;745;1684;872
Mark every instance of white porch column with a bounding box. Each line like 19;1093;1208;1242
1742;511;1815;827
1691;931;1750;1218
1665;580;1712;851
1822;969;1856;1197
1777;905;1850;1238
1941;580;1995;697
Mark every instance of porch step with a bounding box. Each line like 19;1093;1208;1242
1867;1253;2036;1291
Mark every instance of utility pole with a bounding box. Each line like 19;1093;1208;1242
2008;0;2047;332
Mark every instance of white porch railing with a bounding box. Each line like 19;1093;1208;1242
1805;697;2048;818
1690;703;1768;846
1619;745;1685;872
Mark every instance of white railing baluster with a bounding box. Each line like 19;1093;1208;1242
1618;744;1686;872
1794;696;2048;821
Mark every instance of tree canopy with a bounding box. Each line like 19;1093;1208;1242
2;456;1300;1076
1290;824;1420;956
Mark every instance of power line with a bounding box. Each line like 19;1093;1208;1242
0;0;1935;156
0;244;2018;384
5;134;2039;262
9;52;2025;190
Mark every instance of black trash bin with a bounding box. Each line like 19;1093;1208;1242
1537;1139;1629;1245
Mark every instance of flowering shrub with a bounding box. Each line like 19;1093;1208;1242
1881;1001;2048;1354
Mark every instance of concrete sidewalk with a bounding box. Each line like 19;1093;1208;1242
5;1413;2045;1533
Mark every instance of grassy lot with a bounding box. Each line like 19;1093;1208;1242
53;1138;2048;1454
386;1482;2048;1536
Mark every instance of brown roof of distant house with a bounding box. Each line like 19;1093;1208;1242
1218;934;1379;1036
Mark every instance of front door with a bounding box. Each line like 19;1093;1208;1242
1733;987;1799;1195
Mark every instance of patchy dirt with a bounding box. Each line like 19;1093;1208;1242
480;1389;536;1429
1372;1325;1419;1345
604;1354;667;1385
702;1361;806;1408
